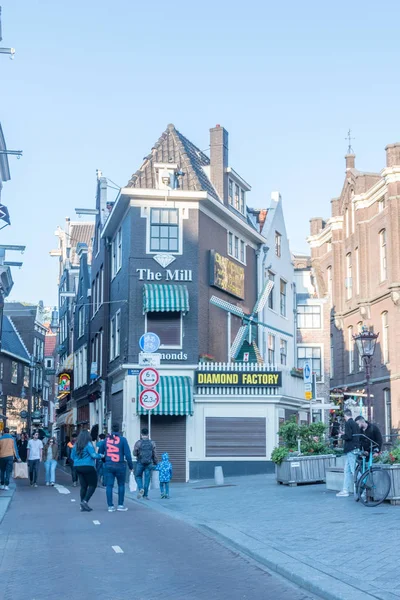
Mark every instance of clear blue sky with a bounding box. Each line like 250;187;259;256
1;0;399;305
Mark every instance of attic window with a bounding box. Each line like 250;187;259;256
228;178;246;215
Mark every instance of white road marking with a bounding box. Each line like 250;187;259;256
112;546;124;554
93;520;101;525
54;484;70;495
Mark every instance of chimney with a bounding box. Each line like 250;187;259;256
309;217;324;236
345;154;355;170
385;143;400;168
210;125;228;203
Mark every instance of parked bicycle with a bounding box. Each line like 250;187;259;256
353;433;391;507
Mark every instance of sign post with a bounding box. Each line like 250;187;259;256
138;333;161;438
303;361;313;421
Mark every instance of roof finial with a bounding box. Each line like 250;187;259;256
345;129;355;154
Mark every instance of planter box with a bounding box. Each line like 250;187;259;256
376;465;400;504
326;467;344;491
276;454;336;486
335;454;346;468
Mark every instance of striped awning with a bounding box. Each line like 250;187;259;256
138;376;193;416
143;284;190;314
55;410;74;427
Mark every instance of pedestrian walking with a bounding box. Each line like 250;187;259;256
98;424;133;512
17;433;29;462
96;433;106;486
0;427;21;490
66;433;78;486
43;437;58;486
27;431;43;487
336;409;360;498
71;430;103;512
156;453;173;499
133;427;158;501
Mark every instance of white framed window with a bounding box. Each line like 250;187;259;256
78;306;85;338
228;179;233;205
99;266;104;307
297;346;322;381
240;189;245;213
346;253;352;299
111;227;122;278
380;229;387;281
297;305;321;329
234;184;240;211
268;334;275;364
348;326;354;374
280;339;287;365
327;240;332;253
275;232;281;257
96;223;101;256
74;345;87;388
382;311;389;364
280;279;287;317
150;208;178;253
146;312;182;349
378;197;386;213
227;232;246;265
384;389;391;441
109;310;121;361
267;271;275;310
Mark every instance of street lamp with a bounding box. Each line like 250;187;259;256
353;326;379;421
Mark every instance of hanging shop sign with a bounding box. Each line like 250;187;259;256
209;250;245;300
195;370;282;388
58;373;71;393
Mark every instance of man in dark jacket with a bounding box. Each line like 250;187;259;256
336;409;360;498
98;424;133;513
354;416;383;456
134;427;158;501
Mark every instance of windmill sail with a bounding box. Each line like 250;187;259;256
253;280;274;314
210;295;245;319
230;324;249;359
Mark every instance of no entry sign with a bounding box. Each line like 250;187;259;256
139;367;160;388
139;389;160;411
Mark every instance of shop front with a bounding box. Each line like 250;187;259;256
6;396;28;434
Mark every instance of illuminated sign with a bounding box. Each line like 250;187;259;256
58;373;71;393
209;250;245;299
195;370;282;388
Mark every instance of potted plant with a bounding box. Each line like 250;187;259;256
374;444;400;504
272;418;335;485
290;367;303;378
199;354;216;363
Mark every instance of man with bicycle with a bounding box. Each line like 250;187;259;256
336;409;360;498
354;416;383;457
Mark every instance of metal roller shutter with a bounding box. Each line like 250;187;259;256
140;416;187;482
206;417;266;457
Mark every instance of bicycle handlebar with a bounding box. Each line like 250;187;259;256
353;433;380;451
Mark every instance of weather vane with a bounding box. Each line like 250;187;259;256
345;129;355;154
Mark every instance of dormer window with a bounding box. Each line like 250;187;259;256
154;163;179;190
228;178;246;215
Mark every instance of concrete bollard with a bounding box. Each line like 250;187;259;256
151;469;160;490
214;466;224;486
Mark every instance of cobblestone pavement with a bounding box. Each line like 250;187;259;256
124;474;400;600
0;468;318;600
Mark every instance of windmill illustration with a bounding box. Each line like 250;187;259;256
210;279;275;361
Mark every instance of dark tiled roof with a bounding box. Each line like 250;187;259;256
1;316;30;362
126;124;219;201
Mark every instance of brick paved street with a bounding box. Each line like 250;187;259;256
124;473;400;600
0;468;318;600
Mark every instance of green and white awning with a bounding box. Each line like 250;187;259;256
143;284;190;314
137;376;193;416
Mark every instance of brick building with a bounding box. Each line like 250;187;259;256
307;144;400;437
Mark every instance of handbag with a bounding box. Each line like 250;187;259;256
129;471;137;492
13;462;28;479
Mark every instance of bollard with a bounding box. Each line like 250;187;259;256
150;468;160;490
214;466;224;486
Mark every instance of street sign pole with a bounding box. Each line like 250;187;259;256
148;410;151;438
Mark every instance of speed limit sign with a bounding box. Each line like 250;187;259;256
139;367;160;388
139;389;160;411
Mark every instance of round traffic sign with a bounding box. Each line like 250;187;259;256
19;410;28;419
139;367;160;388
139;389;160;411
139;332;161;353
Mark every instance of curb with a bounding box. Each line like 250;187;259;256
0;483;16;524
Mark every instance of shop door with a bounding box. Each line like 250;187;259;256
140;416;186;482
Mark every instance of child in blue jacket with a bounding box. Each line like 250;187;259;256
156;453;173;499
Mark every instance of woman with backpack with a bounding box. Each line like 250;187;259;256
71;430;103;512
133;427;158;500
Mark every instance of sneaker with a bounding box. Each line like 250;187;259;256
73;482;77;487
108;506;116;513
46;482;50;486
336;490;349;497
34;484;38;488
137;488;144;499
80;501;92;512
51;482;55;486
4;486;9;491
117;506;128;512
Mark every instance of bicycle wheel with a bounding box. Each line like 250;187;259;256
357;467;391;507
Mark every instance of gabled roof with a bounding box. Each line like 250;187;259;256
69;223;94;266
1;316;30;363
126;124;219;200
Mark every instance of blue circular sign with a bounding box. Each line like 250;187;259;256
139;332;161;353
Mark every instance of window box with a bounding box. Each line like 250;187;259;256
290;367;303;378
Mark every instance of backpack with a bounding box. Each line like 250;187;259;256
139;439;153;465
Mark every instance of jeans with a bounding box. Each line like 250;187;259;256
135;463;152;497
343;451;357;493
75;466;97;503
44;459;57;484
28;459;40;484
0;456;14;486
104;463;127;507
70;464;78;484
96;460;104;483
160;482;170;497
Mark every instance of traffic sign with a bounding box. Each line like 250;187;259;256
139;352;161;367
303;361;312;384
139;389;160;410
19;410;28;419
305;391;313;400
304;383;312;392
139;367;160;388
139;333;161;353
